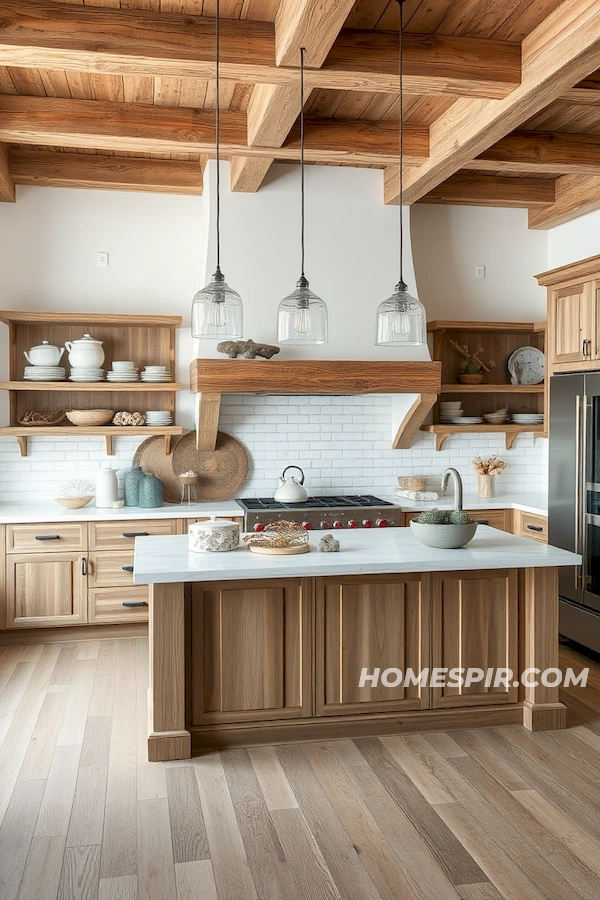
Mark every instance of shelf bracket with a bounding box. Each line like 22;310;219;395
16;435;27;457
105;435;114;456
505;432;519;450
392;393;438;449
195;392;221;452
436;432;449;452
164;434;172;455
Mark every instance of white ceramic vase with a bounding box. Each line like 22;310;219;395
95;467;118;508
65;334;105;368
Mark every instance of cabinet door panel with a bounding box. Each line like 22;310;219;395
190;578;312;725
316;574;429;716
552;283;586;366
6;552;87;628
432;569;518;708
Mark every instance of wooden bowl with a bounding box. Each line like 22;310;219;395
66;409;114;426
55;496;94;509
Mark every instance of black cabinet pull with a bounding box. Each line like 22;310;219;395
122;601;148;608
35;534;60;541
527;524;544;533
81;557;87;576
475;519;489;525
122;532;149;538
122;566;134;573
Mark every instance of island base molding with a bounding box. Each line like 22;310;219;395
147;568;567;762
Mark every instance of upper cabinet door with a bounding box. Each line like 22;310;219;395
593;280;600;361
552;282;588;367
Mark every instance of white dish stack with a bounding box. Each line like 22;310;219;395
440;401;463;423
145;410;173;426
106;361;139;383
69;366;104;382
24;365;66;381
511;413;544;426
141;366;172;383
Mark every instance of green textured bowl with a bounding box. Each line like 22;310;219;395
410;520;477;549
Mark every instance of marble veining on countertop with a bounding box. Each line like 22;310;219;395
133;525;577;585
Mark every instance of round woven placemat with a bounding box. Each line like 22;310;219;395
132;434;184;503
172;431;249;502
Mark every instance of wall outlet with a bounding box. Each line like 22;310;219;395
475;264;486;278
97;252;109;267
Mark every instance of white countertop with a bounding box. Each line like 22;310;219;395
0;500;243;524
385;491;548;516
133;526;577;585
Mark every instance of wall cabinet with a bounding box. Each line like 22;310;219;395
538;256;600;374
6;552;87;628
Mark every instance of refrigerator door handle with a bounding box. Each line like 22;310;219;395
575;395;583;589
582;395;592;590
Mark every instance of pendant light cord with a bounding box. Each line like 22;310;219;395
215;0;221;274
300;46;306;281
396;0;405;290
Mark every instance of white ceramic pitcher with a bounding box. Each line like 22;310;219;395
65;334;105;368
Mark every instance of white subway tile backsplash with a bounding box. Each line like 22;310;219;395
0;394;548;502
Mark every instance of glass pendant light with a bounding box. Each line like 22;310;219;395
278;47;328;345
191;0;242;340
376;0;426;347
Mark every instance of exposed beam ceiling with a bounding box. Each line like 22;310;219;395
470;132;600;176
528;174;600;228
418;172;556;208
392;0;600;205
0;96;428;166
0;144;15;202
9;150;203;195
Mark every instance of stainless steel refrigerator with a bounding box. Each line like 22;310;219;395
550;372;600;651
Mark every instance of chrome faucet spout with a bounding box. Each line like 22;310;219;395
441;467;463;512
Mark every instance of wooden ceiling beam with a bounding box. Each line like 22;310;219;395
0;0;519;98
470;131;600;176
0;144;15;202
0;95;427;167
396;0;600;205
528;174;600;228
9;150;203;195
230;0;355;193
417;172;556;208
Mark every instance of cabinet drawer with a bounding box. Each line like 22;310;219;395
88;519;178;550
88;586;149;624
88;551;135;587
516;511;548;543
6;523;87;554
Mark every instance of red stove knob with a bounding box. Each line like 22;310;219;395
348;520;358;528
333;521;344;529
302;521;313;530
320;521;331;530
362;519;373;528
254;523;265;532
376;518;388;528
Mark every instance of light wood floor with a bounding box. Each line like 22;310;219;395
2;639;600;900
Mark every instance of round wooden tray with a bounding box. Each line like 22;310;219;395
172;431;249;502
247;543;310;556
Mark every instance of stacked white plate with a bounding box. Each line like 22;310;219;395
24;366;66;381
106;361;139;383
511;414;544;425
146;411;173;426
69;367;104;382
440;401;463;424
449;416;484;425
141;366;172;383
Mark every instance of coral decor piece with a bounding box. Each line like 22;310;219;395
319;533;341;552
217;339;281;359
112;411;146;426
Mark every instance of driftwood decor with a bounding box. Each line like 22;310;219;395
217;339;280;359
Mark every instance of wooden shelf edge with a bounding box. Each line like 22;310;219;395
1;425;183;458
427;321;540;333
440;383;545;393
420;424;545;452
0;311;182;327
0;382;183;392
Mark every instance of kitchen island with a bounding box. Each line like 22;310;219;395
134;527;580;761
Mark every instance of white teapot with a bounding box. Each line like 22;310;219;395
274;466;308;502
24;340;65;367
65;333;105;368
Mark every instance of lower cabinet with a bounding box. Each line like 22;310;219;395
89;586;149;624
431;569;519;708
189;578;312;726
315;574;428;715
6;552;88;628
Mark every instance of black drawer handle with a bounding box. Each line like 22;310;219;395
122;601;148;608
527;524;544;533
35;534;60;541
475;519;489;526
122;532;149;538
122;566;134;573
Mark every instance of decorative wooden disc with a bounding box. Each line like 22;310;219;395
247;543;309;556
172;431;249;502
132;433;184;503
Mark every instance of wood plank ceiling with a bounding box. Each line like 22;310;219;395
1;0;600;226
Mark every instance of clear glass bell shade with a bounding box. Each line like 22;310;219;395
277;277;328;345
191;269;243;339
376;281;426;346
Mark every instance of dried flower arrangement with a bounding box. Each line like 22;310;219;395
472;455;510;476
450;339;496;380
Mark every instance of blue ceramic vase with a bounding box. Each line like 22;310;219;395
124;466;145;507
138;473;163;508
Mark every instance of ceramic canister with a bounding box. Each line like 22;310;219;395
95;467;119;508
124;466;145;507
138;473;163;508
189;517;240;552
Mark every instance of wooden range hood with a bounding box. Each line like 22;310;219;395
190;359;441;451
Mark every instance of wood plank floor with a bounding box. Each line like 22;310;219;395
1;638;600;899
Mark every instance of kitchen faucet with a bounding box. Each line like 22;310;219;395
441;467;463;512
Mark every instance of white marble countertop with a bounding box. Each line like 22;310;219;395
0;500;243;524
133;525;577;585
387;491;548;516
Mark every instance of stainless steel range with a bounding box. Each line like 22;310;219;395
236;495;402;532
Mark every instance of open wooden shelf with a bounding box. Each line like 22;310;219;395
440;383;544;393
421;424;545;451
0;381;183;392
1;425;183;457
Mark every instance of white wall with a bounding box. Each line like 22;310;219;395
547;209;600;269
411;205;548;321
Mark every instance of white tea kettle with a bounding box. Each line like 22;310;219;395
274;466;308;502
